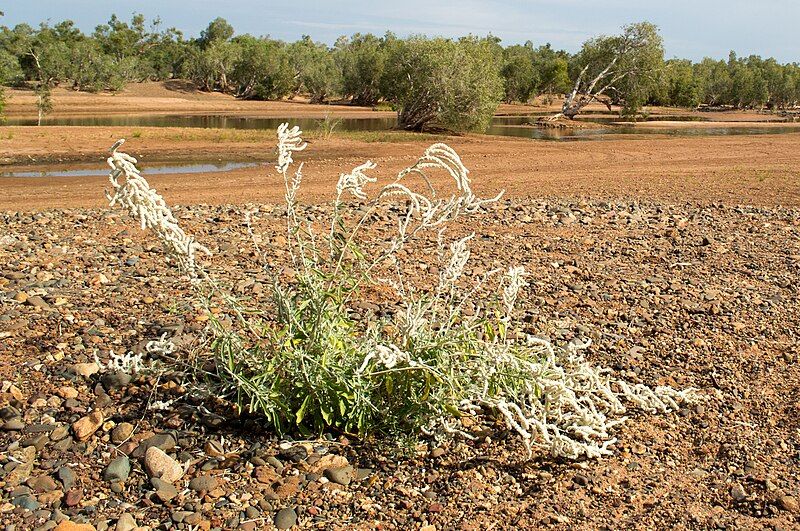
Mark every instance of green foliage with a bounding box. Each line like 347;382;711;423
0;13;796;112
334;33;387;106
663;59;699;108
199;17;234;48
287;36;341;103
382;35;504;132
183;40;239;92
0;48;22;85
501;44;538;103
230;36;293;100
573;21;665;118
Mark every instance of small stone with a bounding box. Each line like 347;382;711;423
111;423;134;444
151;477;179;503
144;446;184;483
730;483;747;502
50;425;69;440
72;410;103;441
274;508;297;529
103;456;131;482
28;475;58;493
430;447;445;458
100;371;131;391
573;474;590;487
72;363;100;378
26;295;50;309
3;418;25;431
57;387;79;399
12;493;39;511
254;465;280;485
324;466;353;486
54;522;96;531
64;489;82;506
115;513;137;531
779;495;799;514
279;445;308;463
189;475;219;492
133;433;176;457
58;467;76;491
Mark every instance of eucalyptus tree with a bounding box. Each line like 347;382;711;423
556;22;664;119
334;33;388;106
382;35;504;132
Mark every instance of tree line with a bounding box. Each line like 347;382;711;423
0;15;798;130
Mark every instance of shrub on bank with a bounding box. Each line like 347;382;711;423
104;124;694;459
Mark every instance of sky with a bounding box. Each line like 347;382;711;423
2;0;798;63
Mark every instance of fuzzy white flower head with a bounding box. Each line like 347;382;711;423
105;139;210;277
440;233;473;288
337;161;377;201
356;343;411;373
502;266;527;317
276;123;307;174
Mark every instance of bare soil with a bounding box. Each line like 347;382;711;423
0;125;799;210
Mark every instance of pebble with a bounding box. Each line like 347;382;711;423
28;475;58;493
54;522;96;531
133;432;176;457
72;363;100;378
730;483;747;502
114;513;137;531
144;446;184;483
103;456;130;482
12;494;39;511
57;467;76;491
779;495;798;514
72;411;103;441
3;418;25;431
110;422;134;444
100;371;131;391
151;477;179;502
324;466;354;486
189;475;219;492
274;508;297;529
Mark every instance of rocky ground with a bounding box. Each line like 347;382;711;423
1;197;799;530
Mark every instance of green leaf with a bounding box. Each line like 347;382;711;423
295;395;311;425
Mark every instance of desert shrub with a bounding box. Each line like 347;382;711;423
382;36;504;132
105;125;694;459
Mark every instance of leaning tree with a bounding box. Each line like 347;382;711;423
554;22;663;120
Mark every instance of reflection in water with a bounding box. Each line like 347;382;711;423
3;113;800;142
1;161;260;178
4;114;397;132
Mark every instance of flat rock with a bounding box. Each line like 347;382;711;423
151;477;179;502
54;522;96;531
72;411;103;441
324;465;354;486
72;363;100;378
188;475;219;492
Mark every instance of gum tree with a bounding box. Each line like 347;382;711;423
554;22;664;119
382;35;504;132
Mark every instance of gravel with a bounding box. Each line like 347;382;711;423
1;198;798;529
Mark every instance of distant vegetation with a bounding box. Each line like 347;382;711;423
0;14;798;130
